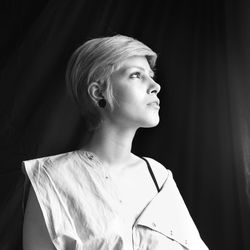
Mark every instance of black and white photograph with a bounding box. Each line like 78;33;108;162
1;0;250;249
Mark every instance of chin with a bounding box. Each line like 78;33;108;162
140;109;160;128
141;117;160;128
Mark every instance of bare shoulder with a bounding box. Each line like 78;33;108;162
23;186;55;250
143;157;172;188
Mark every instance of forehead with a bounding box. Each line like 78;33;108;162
116;56;152;73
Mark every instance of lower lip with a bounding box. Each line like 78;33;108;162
147;103;160;109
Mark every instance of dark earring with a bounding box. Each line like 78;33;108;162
98;98;106;108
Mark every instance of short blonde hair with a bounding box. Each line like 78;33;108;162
66;35;157;131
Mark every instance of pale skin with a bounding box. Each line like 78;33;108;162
23;56;169;249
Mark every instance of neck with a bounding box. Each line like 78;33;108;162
82;121;137;167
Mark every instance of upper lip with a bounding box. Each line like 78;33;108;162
147;99;160;106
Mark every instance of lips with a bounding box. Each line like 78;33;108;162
147;99;160;106
147;100;160;109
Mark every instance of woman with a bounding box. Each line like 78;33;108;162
22;35;208;250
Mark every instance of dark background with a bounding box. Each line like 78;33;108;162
1;0;250;249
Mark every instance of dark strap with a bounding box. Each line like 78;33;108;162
22;175;31;214
141;157;160;193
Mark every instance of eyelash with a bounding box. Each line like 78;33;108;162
130;72;142;79
130;72;155;80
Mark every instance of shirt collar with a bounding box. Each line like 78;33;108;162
134;171;208;250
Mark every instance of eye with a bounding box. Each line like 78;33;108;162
149;74;155;80
130;72;142;79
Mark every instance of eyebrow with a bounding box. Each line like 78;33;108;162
125;66;155;77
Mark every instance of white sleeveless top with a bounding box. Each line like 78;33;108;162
22;150;209;250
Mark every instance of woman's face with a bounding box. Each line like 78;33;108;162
105;56;161;129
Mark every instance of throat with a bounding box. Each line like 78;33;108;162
82;122;137;166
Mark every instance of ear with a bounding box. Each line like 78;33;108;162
88;82;104;104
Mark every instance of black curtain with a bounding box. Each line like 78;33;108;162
1;0;250;249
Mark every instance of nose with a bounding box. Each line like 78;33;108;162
148;77;161;95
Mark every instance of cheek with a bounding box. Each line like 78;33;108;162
113;84;129;101
113;84;145;107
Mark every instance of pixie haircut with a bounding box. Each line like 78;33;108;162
66;35;157;131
